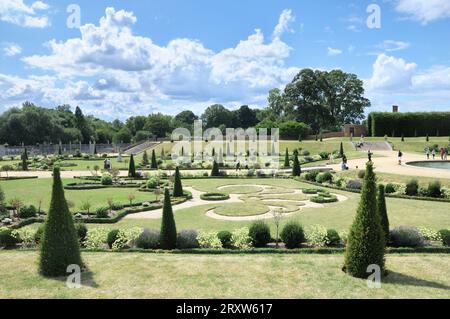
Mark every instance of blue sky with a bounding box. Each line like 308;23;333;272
1;0;450;120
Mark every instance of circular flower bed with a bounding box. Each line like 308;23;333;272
200;192;230;201
302;188;324;194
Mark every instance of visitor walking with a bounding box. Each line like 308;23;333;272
235;160;241;171
440;148;446;160
398;150;403;165
432;148;436;160
341;154;348;171
244;159;249;169
329;152;334;164
426;148;430;160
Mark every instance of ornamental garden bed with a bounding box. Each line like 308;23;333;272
200;192;230;201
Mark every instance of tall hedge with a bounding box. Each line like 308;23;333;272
142;150;149;165
173;166;183;197
39;167;82;277
377;184;389;243
368;112;450;137
344;162;385;278
128;154;136;177
21;148;28;171
151;149;157;169
160;188;177;250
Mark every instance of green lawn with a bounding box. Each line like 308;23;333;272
1;178;156;211
0;251;448;298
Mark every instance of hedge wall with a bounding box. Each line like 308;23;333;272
368;112;450;137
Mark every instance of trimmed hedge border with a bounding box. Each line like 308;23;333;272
200;192;230;201
0;176;38;181
64;182;142;190
310;194;338;203
299;179;450;203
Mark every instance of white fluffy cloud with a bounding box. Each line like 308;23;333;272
3;43;22;56
366;54;417;91
365;54;450;111
0;0;50;28
396;0;450;24
12;7;299;118
327;47;343;56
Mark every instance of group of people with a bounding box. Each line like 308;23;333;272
425;147;448;160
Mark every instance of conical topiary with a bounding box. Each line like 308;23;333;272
151;149;157;169
344;162;385;278
142;150;149;165
128;154;136;177
21;148;28;171
211;160;220;177
39;167;82;277
377;184;389;243
292;153;301;177
173;167;183;197
284;148;290;168
160;188;177;250
339;142;344;158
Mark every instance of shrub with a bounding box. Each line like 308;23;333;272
136;229;160;249
18;205;38;218
344;162;385;279
428;181;442;198
280;222;305;249
39;167;82;277
389;226;424;248
304;170;319;182
326;229;341;246
95;207;109;218
176;229;199;249
146;177;159;189
107;229;120;249
128;154;136;178
112;227;142;250
405;179;419;196
160;188;177;250
85;228;108;249
231;227;251;249
315;172;333;184
385;183;396;194
34;225;44;244
248;221;271;247
302;188;320;194
0;228;18;248
417;227;441;241
217;230;233;248
197;231;222;249
292;154;301;177
319;151;330;160
346;180;362;190
302;150;310;156
279;121;310;139
75;223;88;243
305;225;328;247
101;173;113;186
357;170;365;179
438;229;450;246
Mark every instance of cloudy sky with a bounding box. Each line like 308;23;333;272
0;0;449;120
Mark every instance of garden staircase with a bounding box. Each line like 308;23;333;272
123;141;160;155
353;141;392;151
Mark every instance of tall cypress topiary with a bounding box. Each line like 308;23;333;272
39;167;82;277
173;167;183;197
128;154;136;177
377;184;389;243
160;188;177;250
211;160;220;177
292;153;301;177
151;149;157;169
339;142;344;158
284;148;290;168
21;148;28;171
142;150;149;165
344;162;385;278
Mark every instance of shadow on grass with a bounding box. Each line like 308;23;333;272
384;271;450;291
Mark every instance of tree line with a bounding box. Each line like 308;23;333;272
0;69;370;145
